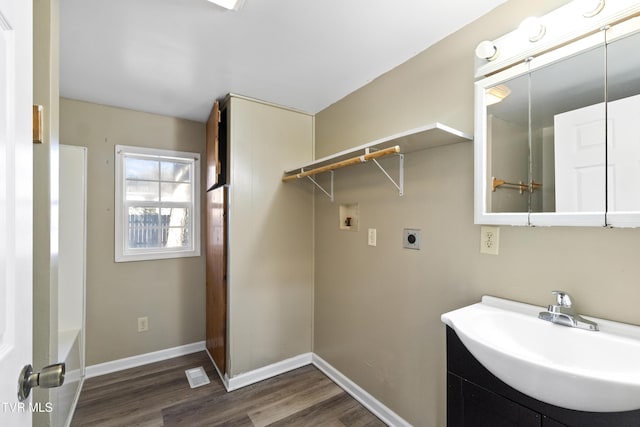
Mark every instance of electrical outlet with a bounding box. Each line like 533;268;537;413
368;228;377;246
138;316;149;332
480;226;499;255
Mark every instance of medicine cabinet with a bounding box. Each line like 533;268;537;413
474;1;640;227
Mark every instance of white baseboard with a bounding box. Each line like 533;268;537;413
226;353;313;391
312;354;412;427
85;341;206;378
204;348;230;391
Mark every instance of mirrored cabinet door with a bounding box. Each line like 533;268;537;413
606;21;640;227
486;73;530;214
474;62;530;226
528;34;606;226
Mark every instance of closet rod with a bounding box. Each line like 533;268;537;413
492;177;542;193
282;145;400;182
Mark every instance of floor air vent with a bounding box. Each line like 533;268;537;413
185;366;210;389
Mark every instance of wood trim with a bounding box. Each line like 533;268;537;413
33;104;43;143
205;101;220;190
206;186;227;375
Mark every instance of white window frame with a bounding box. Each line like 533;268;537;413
115;145;201;262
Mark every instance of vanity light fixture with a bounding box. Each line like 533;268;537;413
580;0;606;18
485;84;511;106
475;40;499;61
207;0;245;11
519;16;546;42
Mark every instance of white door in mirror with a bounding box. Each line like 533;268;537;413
554;103;606;212
607;94;640;212
555;94;640;213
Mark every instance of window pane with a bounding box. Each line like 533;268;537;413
161;208;190;248
125;157;159;180
161;208;189;227
126;180;159;201
164;227;190;248
128;207;162;248
161;182;191;202
161;161;191;182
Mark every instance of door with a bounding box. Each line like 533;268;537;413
0;0;33;426
206;101;220;191
554;102;607;212
607;94;640;212
206;186;227;375
555;94;640;213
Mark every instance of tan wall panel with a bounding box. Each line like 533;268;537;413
312;0;640;426
227;96;314;376
59;98;206;366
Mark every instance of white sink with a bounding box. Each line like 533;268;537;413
441;296;640;412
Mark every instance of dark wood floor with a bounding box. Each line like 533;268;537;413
71;351;386;426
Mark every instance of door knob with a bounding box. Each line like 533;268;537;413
18;363;65;402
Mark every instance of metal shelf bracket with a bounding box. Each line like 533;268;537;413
306;170;334;201
368;148;404;197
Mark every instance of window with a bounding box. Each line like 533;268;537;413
115;145;200;262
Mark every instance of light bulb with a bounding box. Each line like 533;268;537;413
579;0;605;18
519;17;546;42
475;41;499;61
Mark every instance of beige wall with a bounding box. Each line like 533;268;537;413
226;96;314;376
59;98;206;366
313;0;640;426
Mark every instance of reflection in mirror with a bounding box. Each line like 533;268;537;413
606;30;640;214
486;74;529;213
530;43;606;213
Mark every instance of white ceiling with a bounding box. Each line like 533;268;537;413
60;0;507;123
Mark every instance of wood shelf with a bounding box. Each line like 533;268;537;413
283;122;472;178
282;123;471;200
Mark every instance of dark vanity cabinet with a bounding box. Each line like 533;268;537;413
446;327;640;427
447;373;541;427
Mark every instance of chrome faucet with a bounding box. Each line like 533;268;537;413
538;291;598;331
